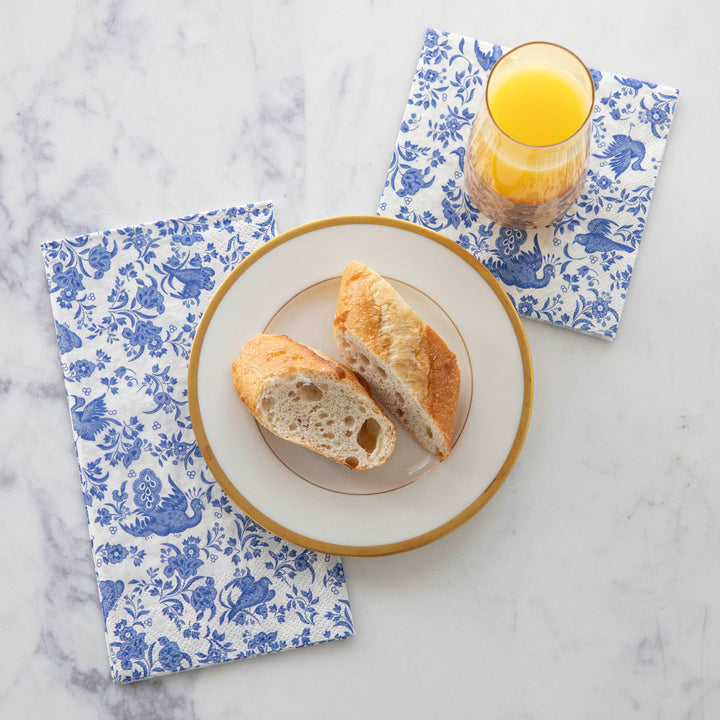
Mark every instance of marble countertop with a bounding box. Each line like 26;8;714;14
1;1;717;717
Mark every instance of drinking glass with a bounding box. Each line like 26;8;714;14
464;42;595;229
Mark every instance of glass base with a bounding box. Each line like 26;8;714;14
464;160;586;229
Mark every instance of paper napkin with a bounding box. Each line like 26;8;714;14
41;202;353;683
378;29;679;339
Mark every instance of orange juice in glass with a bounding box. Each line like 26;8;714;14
465;42;594;229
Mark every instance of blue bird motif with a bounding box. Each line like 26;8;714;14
159;262;215;301
574;219;635;254
99;579;124;622
474;41;502;71
118;471;204;537
226;574;275;624
592;133;646;178
615;75;658;94
70;394;120;441
486;231;556;289
450;146;466;171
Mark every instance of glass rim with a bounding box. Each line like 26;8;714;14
484;41;596;149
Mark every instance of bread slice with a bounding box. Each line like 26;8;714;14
333;261;460;460
232;333;396;470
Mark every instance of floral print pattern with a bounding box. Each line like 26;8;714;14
41;202;354;683
378;29;679;339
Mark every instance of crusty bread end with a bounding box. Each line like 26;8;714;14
333;261;460;460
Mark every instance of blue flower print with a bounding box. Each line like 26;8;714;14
95;507;112;527
96;542;145;567
134;278;165;314
293;550;317;577
203;644;223;664
114;622;148;671
155;637;191;672
163;540;204;580
639;92;675;139
122;320;164;359
122;437;143;468
152;391;173;412
589;67;602;90
413;67;449;110
422;29;443;64
596;175;612;191
428;106;475;147
592;293;612;319
173;232;204;246
106;544;129;564
323;562;346;595
56;321;82;354
71;359;96;379
517;295;538;316
429;148;445;168
86;242;117;279
328;562;345;584
442;197;461;228
246;630;283;653
140;364;188;421
398;167;434;197
293;549;316;575
51;263;84;306
647;105;667;126
154;432;201;468
122;228;158;261
99;580;124;621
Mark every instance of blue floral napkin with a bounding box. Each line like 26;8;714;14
41;202;353;683
378;29;679;339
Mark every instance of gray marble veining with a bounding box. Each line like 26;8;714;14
1;1;719;718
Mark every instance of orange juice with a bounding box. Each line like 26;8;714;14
488;62;588;146
464;43;594;228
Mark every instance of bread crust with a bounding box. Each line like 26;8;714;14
420;324;462;451
232;334;350;415
232;333;396;469
333;261;460;458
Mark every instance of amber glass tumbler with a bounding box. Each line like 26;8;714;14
464;42;595;229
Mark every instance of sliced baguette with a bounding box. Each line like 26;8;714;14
333;261;460;460
232;333;396;470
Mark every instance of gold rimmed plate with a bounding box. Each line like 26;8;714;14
188;215;533;556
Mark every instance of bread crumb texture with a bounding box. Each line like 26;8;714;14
232;333;396;470
333;261;460;460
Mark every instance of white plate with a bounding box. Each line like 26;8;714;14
188;216;533;556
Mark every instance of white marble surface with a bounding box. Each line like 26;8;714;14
1;0;717;717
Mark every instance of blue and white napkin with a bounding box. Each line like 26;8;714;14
41;202;353;683
378;29;679;339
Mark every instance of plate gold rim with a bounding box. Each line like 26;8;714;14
187;214;534;557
